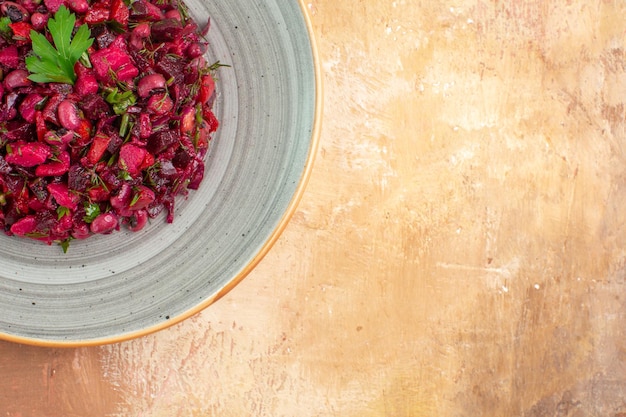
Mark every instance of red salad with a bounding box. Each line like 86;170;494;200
0;0;220;251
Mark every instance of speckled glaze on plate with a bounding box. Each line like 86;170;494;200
0;0;321;346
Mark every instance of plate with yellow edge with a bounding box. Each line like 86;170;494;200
0;0;321;346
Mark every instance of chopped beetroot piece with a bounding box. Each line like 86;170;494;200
3;174;25;194
0;155;11;174
155;55;186;83
131;0;164;21
0;45;19;69
35;151;70;177
107;134;124;156
98;168;121;189
53;213;73;234
147;129;179;154
71;222;90;239
91;24;116;50
90;44;139;83
8;22;31;45
34;210;56;231
132;22;151;38
49;83;73;95
164;9;180;21
179;106;195;134
5;142;51;167
129;185;154;210
74;73;99;96
83;4;110;24
128;48;151;72
150;18;182;42
87;186;110;202
118;143;147;175
34;111;46;141
4;120;35;141
138;112;152;138
204;109;219;133
79;94;110;120
158;159;177;177
73;119;93;148
198;75;215;104
67;165;90;191
47;182;79;210
110;0;130;27
28;178;48;202
10;215;37;236
14;186;30;214
146;92;173;114
138;151;154;171
187;163;204;190
86;134;110;165
167;36;193;57
145;201;163;218
172;148;191;169
163;196;175;223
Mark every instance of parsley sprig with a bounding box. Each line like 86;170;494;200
26;5;93;85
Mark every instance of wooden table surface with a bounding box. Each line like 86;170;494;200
3;0;626;415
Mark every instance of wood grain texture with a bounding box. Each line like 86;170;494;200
2;0;626;415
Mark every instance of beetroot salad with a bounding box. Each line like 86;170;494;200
0;0;221;251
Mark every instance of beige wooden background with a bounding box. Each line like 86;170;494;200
2;0;626;415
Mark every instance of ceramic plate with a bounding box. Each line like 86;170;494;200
0;0;321;346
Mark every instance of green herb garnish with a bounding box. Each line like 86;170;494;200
103;87;136;115
83;202;100;223
26;5;94;85
0;17;11;40
56;205;71;220
58;237;73;253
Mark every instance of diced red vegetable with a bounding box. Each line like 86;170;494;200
75;73;99;96
118;143;147;176
8;22;32;44
0;46;19;69
110;0;129;27
10;215;37;236
83;4;110;24
5;142;51;167
47;182;79;210
35;151;70;177
90;43;139;83
86;133;111;165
